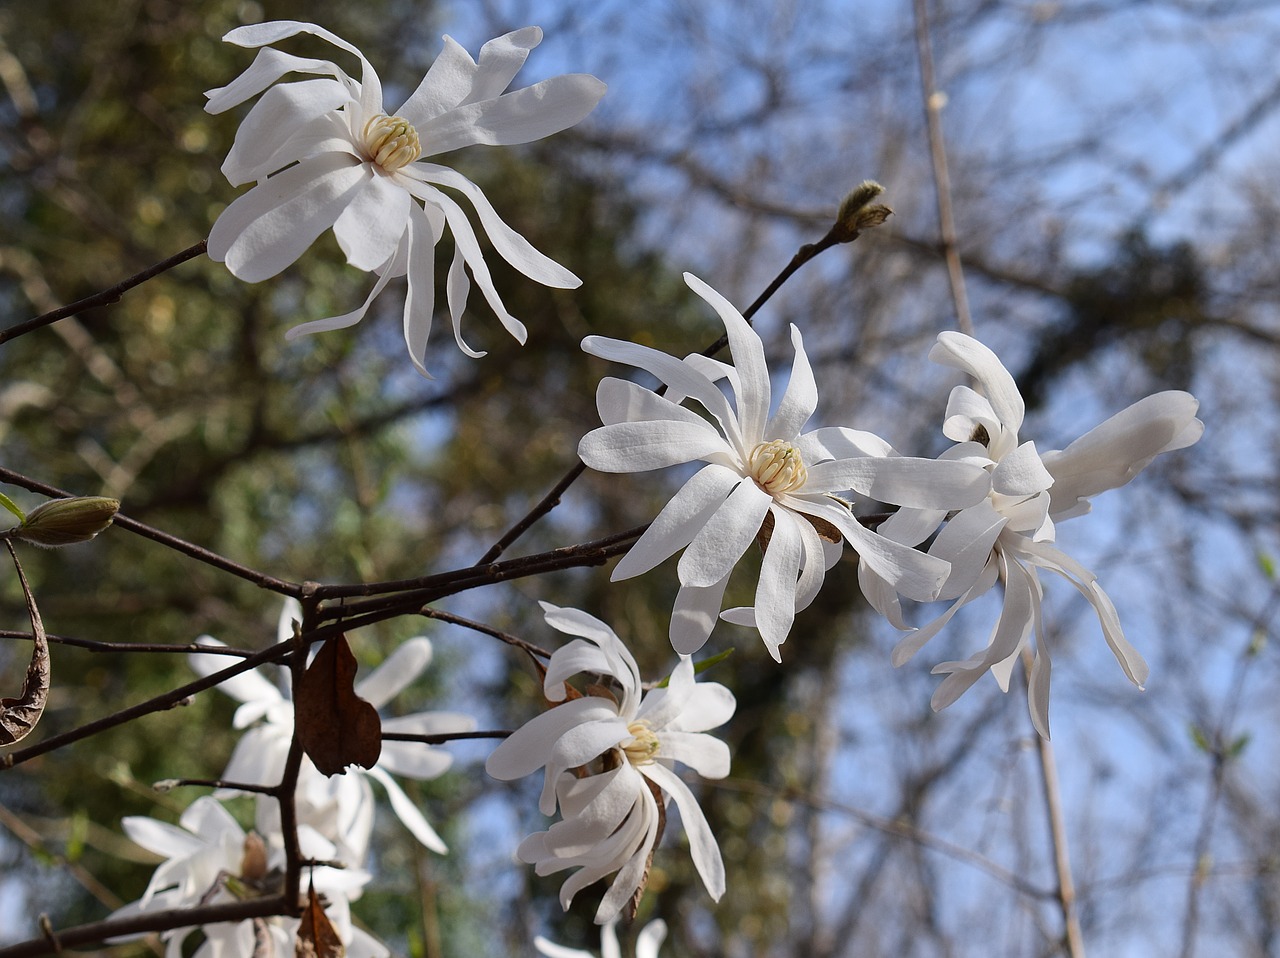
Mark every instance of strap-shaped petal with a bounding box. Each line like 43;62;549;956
611;464;740;581
931;331;1025;434
684;272;770;444
678;476;771;587
416;74;606;153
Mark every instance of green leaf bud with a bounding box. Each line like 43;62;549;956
10;496;121;548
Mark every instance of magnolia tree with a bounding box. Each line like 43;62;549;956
0;14;1206;958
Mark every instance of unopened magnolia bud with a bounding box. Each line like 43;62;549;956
12;496;120;547
240;831;268;883
833;180;892;241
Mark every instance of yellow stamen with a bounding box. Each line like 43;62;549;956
622;721;660;766
749;439;808;496
362;114;422;172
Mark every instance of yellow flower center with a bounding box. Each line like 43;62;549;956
621;721;660;767
362;114;422;172
749;439;808;496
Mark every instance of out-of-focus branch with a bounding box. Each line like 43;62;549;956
0;241;207;345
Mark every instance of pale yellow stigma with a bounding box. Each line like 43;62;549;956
622;721;660;767
362;114;422;172
749;439;808;496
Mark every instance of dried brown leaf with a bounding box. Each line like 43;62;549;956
296;882;344;958
1;542;49;746
295;635;381;776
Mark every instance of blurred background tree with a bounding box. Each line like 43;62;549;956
3;1;1280;956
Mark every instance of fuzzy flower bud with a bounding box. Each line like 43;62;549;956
10;496;120;548
833;180;893;241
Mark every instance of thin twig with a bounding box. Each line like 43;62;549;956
1020;647;1086;958
0;630;255;656
416;607;551;659
382;729;513;744
0;466;303;596
1;639;296;770
0;895;287;958
912;0;974;336
0;240;208;346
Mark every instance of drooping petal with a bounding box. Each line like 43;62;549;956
363;765;448;854
402;201;444;376
333;173;413;271
611;464;741;581
670;575;731;654
406;165;581;288
285;243;403;340
787;495;950;602
208;152;367;282
205;47;356;114
642;763;725;901
677;477;771;588
753;507;805;659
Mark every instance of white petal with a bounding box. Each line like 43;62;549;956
683;273;770;443
363;765;449;853
397;36;482;124
188;638;281;707
642;763;725;900
579;420;729;473
611;464;741;580
377;740;454;780
402;202;444;376
670;575;731;654
220;78;352;185
408;164;581;287
796;426;893;461
594;376;710;428
205;46;355;114
805;455;991;508
333;174;412;271
416;74;606;153
787;496;949;602
208;153;367;282
766;325;817;440
753;508;804;658
1041;390;1202;519
637;920;668;958
929;501;1008;600
991;441;1054;497
658;731;732;778
930;332;1024;434
581;336;741;446
285;257;400;340
354;636;432;706
678;477;771;587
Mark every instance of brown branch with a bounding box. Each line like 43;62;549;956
0;240;208;346
0;896;288;958
1;639;295;770
0;466;303;597
382;729;512;744
0;630;255;657
416;607;552;659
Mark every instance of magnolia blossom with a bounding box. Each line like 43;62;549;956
205;21;606;374
535;918;668;958
190;599;475;859
577;272;991;659
107;796;385;958
864;331;1203;735
486;603;735;923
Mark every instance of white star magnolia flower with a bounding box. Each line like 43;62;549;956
577;272;992;660
107;796;386;958
205;21;606;375
190;598;475;860
535;918;668;958
863;331;1203;736
485;603;735;924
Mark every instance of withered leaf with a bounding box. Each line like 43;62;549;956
295;635;381;776
1;542;49;746
296;882;344;958
626;776;668;921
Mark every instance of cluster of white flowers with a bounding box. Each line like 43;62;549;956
110;599;472;956
104;15;1204;954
